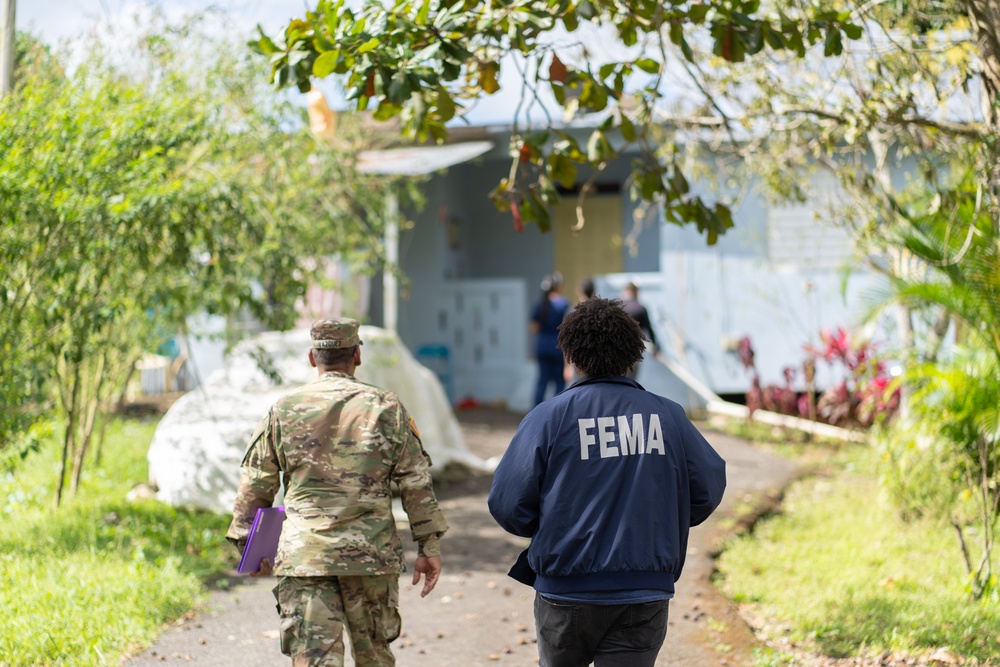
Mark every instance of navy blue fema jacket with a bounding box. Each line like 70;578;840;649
488;375;727;596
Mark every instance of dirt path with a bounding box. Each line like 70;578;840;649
126;408;799;667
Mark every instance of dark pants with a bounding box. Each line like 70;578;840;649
534;594;670;667
534;354;566;406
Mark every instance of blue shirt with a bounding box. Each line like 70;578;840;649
531;295;570;357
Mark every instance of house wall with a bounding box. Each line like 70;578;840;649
387;151;664;410
619;162;891;396
599;259;886;396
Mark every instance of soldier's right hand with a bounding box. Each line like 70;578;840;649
412;556;441;597
250;557;273;577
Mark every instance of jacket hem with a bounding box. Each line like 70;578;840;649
534;571;677;595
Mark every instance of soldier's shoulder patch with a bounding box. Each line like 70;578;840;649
408;416;420;438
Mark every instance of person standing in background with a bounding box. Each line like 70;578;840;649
621;281;658;380
530;272;570;406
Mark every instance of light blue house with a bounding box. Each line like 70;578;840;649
359;124;887;413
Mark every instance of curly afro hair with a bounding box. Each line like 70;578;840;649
557;297;647;377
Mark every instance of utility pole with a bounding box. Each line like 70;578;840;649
0;0;14;98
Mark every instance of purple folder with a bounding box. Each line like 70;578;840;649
237;506;286;574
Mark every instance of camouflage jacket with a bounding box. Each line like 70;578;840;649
226;371;448;577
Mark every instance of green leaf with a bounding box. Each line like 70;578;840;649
562;10;578;32
538;175;560;206
285;18;311;41
413;42;442;62
313;50;340;78
480;61;500;94
388;71;411;100
762;23;784;50
640;171;663;200
427;119;448;143
787;30;805;57
621;24;638;47
416;0;432;25
254;29;281;55
680;36;694;61
688;4;709;23
437;88;457;122
634;58;660;74
670;166;689;195
669;21;683;47
356;37;380;54
531;194;552;233
620;114;636;142
548;154;578;189
525;130;551;147
843;22;863;40
586;129;613;163
551;81;566;104
295;74;312;94
823;29;843;57
373;100;401;121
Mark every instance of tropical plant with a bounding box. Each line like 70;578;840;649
876;174;1000;599
881;345;1000;600
737;329;898;428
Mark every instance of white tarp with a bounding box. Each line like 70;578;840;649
147;326;487;513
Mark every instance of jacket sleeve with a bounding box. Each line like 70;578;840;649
390;404;449;557
677;410;726;526
488;417;545;538
226;411;282;551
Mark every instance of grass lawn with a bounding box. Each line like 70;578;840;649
715;442;1000;664
0;418;234;666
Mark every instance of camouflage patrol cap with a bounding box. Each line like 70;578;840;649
310;318;363;349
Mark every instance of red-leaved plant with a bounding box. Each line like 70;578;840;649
739;327;899;428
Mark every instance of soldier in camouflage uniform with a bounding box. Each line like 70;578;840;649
226;318;449;667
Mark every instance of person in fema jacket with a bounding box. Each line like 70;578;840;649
488;297;727;667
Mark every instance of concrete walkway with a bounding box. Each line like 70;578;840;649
126;409;799;667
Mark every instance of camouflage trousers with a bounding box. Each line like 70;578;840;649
272;575;401;667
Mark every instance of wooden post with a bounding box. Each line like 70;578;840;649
384;189;399;334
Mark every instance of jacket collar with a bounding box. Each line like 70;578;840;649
569;375;645;391
317;370;355;381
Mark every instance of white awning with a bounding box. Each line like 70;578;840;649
357;141;494;176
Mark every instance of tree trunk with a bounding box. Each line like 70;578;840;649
71;353;106;495
965;0;1000;232
965;0;1000;132
54;360;82;508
